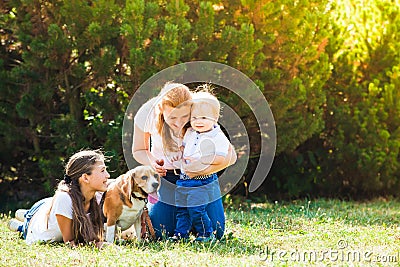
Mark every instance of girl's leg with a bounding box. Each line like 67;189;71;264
22;198;50;239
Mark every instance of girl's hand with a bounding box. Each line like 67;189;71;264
154;159;166;177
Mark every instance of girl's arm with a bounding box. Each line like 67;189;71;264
56;214;108;249
56;214;75;245
132;124;166;176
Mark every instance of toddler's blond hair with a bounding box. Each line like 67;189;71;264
191;91;220;121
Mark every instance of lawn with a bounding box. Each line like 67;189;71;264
1;197;399;266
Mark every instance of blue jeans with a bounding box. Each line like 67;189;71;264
149;172;225;239
175;174;218;238
20;198;49;239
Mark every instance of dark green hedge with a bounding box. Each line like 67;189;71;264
0;0;399;207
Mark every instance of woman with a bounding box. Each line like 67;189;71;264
132;82;237;239
8;149;110;248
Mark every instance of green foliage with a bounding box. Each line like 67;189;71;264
261;0;400;198
318;0;400;196
1;0;400;201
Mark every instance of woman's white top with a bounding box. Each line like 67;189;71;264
25;192;73;245
134;98;182;169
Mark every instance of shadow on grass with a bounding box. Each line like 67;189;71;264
119;233;265;258
18;233;266;259
225;197;400;228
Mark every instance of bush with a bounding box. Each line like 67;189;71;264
0;0;399;203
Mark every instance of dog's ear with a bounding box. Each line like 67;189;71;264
130;168;148;197
129;169;141;194
120;172;133;207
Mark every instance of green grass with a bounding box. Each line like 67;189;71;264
1;198;399;266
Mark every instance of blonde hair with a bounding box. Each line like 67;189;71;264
57;149;105;244
191;91;220;121
156;82;192;152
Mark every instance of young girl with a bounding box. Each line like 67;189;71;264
132;82;237;239
8;149;110;248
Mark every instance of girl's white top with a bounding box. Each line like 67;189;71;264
25;191;73;245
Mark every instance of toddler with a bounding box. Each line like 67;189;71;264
172;91;231;242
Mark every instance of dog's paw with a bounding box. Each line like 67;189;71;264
121;229;137;240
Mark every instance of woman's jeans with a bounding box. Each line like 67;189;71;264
149;172;225;239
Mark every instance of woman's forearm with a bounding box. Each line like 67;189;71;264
133;149;156;166
184;162;226;177
133;147;167;176
132;124;157;166
185;146;237;177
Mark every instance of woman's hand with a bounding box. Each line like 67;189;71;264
153;159;166;177
183;159;209;178
184;145;237;177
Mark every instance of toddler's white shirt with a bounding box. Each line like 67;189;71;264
182;125;230;162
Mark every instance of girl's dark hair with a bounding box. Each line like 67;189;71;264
57;149;105;244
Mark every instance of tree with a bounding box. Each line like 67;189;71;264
321;0;400;195
1;0;399;205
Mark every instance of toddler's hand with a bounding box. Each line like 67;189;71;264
170;151;183;162
183;156;194;163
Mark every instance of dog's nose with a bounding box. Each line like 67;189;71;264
152;182;159;189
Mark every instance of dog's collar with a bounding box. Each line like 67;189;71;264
131;191;148;202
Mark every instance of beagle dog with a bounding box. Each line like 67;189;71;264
102;165;160;242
